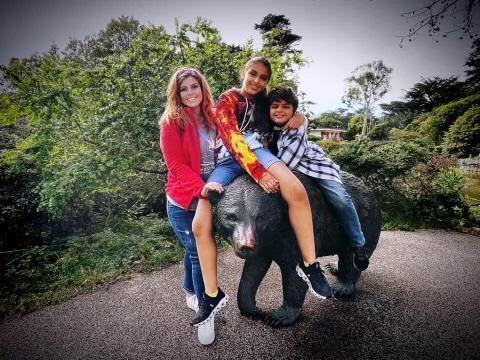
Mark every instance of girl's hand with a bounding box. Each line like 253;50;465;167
258;172;280;193
201;182;224;198
282;111;307;131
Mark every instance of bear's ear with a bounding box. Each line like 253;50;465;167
207;190;223;206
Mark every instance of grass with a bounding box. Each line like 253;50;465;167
464;175;480;224
381;212;422;231
464;175;480;204
0;216;189;320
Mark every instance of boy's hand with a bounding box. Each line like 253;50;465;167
282;111;307;131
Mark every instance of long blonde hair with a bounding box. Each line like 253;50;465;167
159;67;216;130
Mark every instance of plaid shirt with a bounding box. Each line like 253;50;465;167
276;125;342;183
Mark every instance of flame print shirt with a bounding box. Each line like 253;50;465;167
214;89;268;183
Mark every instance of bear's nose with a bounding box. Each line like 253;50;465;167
237;224;256;251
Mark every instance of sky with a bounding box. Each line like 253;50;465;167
0;0;477;114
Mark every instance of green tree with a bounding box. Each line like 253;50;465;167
465;38;480;92
0;16;306;236
310;109;350;129
254;15;306;91
403;76;467;113
254;14;302;54
342;60;392;137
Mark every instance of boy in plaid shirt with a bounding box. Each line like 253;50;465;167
268;87;370;271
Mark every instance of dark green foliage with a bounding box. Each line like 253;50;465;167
368;121;392;141
331;138;431;191
310;109;350;129
403;157;468;227
345;115;363;140
254;14;302;54
0;216;183;319
0;16;304;243
465;38;480;92
416;94;480;145
403;76;467;114
443;106;480;157
330;140;468;228
380;76;469;127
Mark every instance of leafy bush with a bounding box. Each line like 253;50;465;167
443;106;480;158
416;94;480;145
368;120;392;140
316;139;344;154
331;138;431;193
0;216;182;319
330;138;469;228
404;159;467;227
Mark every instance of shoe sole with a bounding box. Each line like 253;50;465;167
197;318;215;345
193;294;229;327
295;265;329;300
187;304;199;312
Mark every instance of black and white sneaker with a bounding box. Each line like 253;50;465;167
353;246;370;271
191;288;229;327
296;261;333;299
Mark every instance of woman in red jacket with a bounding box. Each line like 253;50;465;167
159;68;223;344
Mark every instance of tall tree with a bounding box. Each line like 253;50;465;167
465;38;480;92
342;60;392;136
310;109;351;129
255;14;306;90
255;14;302;54
1;16;306;233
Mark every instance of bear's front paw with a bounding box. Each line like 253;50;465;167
240;306;266;321
333;281;355;297
265;305;302;327
325;261;339;275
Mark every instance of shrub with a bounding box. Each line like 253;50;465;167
418;94;480;145
317;139;344;154
331;138;431;193
403;157;468;227
443;106;480;158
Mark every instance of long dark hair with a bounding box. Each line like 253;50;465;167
240;57;273;134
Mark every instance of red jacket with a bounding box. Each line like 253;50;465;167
159;108;205;210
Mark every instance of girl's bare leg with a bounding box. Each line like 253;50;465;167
267;162;316;264
192;199;218;293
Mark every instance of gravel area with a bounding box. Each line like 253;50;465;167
1;230;479;359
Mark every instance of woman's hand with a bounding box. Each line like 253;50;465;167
258;172;280;193
201;182;224;198
282;111;307;131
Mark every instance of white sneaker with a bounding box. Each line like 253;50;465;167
186;293;199;312
197;318;215;345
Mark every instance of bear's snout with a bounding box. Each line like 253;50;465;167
233;223;256;258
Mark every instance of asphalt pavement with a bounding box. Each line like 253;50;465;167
1;230;479;360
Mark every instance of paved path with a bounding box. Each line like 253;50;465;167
1;230;479;359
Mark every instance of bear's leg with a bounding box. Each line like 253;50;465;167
237;255;272;320
264;261;307;327
333;249;361;297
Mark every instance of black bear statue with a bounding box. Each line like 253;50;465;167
211;171;382;327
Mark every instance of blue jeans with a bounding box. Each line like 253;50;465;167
166;200;205;299
315;179;366;248
208;148;281;186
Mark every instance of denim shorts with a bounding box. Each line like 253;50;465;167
208;148;281;187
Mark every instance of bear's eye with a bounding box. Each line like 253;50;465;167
226;213;237;222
